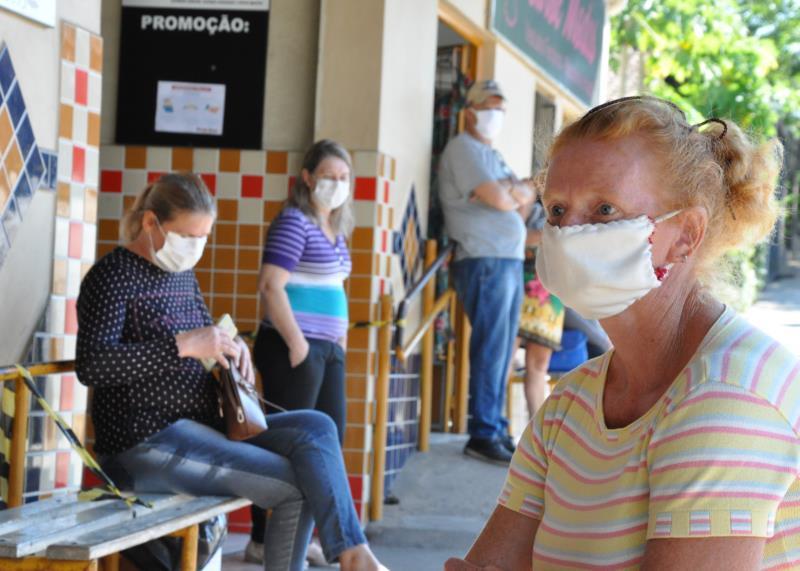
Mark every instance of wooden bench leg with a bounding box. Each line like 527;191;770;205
0;557;98;570
169;524;199;571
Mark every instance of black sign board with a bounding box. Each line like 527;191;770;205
116;0;269;149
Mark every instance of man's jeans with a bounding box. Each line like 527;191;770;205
451;257;523;440
100;412;366;571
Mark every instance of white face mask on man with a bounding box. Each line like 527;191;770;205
313;178;350;210
149;220;207;273
535;210;681;320
474;109;505;141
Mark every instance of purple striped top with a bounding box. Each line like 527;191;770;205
261;207;351;342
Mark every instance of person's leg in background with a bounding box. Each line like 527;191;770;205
524;341;552;418
451;257;514;464
495;259;523;449
250;327;327;562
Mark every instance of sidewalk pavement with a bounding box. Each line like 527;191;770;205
221;264;800;570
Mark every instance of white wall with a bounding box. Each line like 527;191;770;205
445;0;488;29
492;44;536;178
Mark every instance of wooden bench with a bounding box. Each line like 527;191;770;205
0;492;251;571
0;361;252;571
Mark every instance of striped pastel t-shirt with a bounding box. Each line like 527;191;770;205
261;207;351;342
500;306;800;570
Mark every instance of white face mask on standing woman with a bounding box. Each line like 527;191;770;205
474;108;505;141
314;178;350;210
149;219;207;273
535;210;682;320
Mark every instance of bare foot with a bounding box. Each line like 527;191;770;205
338;543;389;571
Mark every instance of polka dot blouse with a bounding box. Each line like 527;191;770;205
76;247;223;456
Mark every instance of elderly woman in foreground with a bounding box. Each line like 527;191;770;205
446;95;800;570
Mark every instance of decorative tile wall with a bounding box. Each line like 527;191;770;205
0;43;47;271
384;353;421;496
17;22;102;504
392;186;424;292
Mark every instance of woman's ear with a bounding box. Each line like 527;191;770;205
301;168;314;190
141;210;158;233
668;206;707;263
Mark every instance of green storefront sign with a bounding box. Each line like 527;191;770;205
491;0;606;107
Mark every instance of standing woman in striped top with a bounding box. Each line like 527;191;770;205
248;139;354;564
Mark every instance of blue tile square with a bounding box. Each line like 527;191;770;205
14;172;32;215
25;147;45;191
0;47;15;96
16;115;34;157
6;83;25;128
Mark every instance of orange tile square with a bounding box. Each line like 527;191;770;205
50;337;64;362
344;452;367;474
61;24;76;62
350;252;373;275
266;151;288;174
239;224;262;247
98;219;119;241
195;270;212;292
238;249;260;271
52;259;67;295
0;109;13;156
4;141;23;188
214;247;236;270
348;301;371;323
346;400;371;425
217;199;238;221
172;148;193;172
212;271;235;294
345;352;371;374
96;242;116;259
123;195;136;212
87;112;101;147
348;277;372;300
237;273;259;295
59;104;74;140
376;205;382;227
219;149;241;172
80;263;92;280
214;223;237;246
387;207;394;228
351;228;373;251
348;328;369;350
0;175;7;211
263;201;283;223
211;296;234;319
125;146;147;169
235;297;259;323
84;188;98;223
197;248;213;270
90;35;103;72
346;376;367;399
344;425;366;450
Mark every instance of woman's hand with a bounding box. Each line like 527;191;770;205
175;326;241;369
234;337;255;385
289;337;310;368
444;558;505;571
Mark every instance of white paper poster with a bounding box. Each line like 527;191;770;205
0;0;56;27
155;81;226;136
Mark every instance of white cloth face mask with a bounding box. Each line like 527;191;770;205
314;178;350;210
150;221;207;273
535;210;681;320
474;109;504;140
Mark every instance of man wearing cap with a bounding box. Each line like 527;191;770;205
438;79;536;464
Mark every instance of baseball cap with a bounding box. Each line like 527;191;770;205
466;79;505;106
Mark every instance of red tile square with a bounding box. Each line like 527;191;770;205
60;374;75;410
381;230;387;253
72;146;85;183
65;298;78;334
147;171;166;184
384;180;390;203
56;452;70;488
75;69;88;106
354;177;377;201
380;279;385;296
68;222;83;258
348;475;363;500
241;175;264;198
287;176;296;197
100;170;122;193
200;173;216;195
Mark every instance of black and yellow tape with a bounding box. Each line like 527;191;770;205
13;365;151;509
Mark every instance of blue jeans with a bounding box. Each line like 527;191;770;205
451;257;523;440
100;411;365;571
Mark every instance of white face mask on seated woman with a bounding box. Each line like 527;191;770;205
149;219;207;273
535;210;681;320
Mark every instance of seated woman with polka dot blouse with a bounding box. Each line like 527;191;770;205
75;174;386;571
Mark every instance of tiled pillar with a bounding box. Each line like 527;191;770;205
20;23;102;503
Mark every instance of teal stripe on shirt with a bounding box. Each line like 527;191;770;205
285;283;348;318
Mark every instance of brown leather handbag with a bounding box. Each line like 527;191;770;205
214;359;267;441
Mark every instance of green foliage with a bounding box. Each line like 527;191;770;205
611;0;800;136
